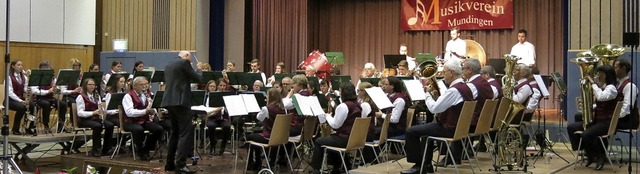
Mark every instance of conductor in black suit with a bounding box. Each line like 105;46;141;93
161;51;202;173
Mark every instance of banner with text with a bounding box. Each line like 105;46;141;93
401;0;513;31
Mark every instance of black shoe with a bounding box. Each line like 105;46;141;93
102;147;116;156
217;149;225;156
164;163;175;171
175;166;196;174
138;151;151;161
595;156;605;170
475;144;488;152
26;129;37;136
12;130;22;135
400;165;421;174
90;148;101;157
72;147;81;154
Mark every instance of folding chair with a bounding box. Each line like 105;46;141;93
386;108;415;155
321;117;371;172
421;101;477;174
573;101;623;172
69;103;89;156
615;111;640;163
465;99;498;169
110;105;138;160
244;114;293;172
288;117;317;162
365;112;390;164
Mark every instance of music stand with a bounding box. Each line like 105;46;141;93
225;72;244;86
314;91;329;110
260;87;272;92
106;73;130;87
106;93;126;110
383;55;406;69
415;53;436;64
550;72;572;151
152;91;164;108
360;78;381;87
325;52;345;65
396;76;414;81
274;73;294;82
330;75;352;90
241;92;267;108
82;72;104;87
194;72;216;84
28;69;55;135
244;73;264;85
55;69;81;86
212;71;224;81
487;59;506;75
151;71;165;83
208;92;237;107
133;71;153;81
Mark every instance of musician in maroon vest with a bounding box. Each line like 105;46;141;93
6;60;36;135
462;58;494;130
122;77;164;161
76;78;115;157
245;88;286;171
205;78;232;156
509;64;533;124
311;82;362;173
283;74;311;136
614;59;639;130
567;65;618;170
32;61;68;134
481;65;503;98
358;82;381;164
402;60;475;174
522;72;542;123
379;76;410;137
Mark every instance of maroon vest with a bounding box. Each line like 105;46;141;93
386;92;410;129
289;90;312;126
125;90;151;124
260;103;286;138
514;81;531;105
36;77;56;100
81;94;100;119
617;79;639;125
529;81;541;99
335;101;361;138
488;78;503;98
469;76;493;126
10;74;26;100
438;82;474;129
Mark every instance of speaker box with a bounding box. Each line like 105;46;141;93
623;32;640;47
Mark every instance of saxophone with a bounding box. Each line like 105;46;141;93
571;52;599;129
320;94;334;137
494;54;526;169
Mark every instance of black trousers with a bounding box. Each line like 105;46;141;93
567;121;584;151
165;106;195;168
35;98;67;127
310;135;349;171
617;114;639;130
245;133;271;167
78;118;115;153
123;121;164;153
206;119;231;150
6;99;35;132
405;122;456;165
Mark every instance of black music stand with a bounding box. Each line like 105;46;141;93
194;71;215;84
530;74;569;166
152;91;164;108
487;59;506;75
151;71;165;83
133;71;153;81
314;90;329;110
259;87;272;92
330;76;351;90
550;72;571;148
225;72;244;86
383;55;406;69
360;78;381;87
212;71;224;82
396;76;415;81
209;92;237;107
82;72;104;87
106;73;130;88
274;73;294;82
190;90;206;106
189;90;206;169
55;70;80;86
106;93;125;110
28;70;55;135
243;73;264;85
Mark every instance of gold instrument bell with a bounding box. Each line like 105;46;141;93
465;39;487;66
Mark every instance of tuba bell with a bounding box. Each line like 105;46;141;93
571;53;599;129
494;54;526;169
417;58;441;99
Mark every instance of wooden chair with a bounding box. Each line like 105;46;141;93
110;105;137;160
244;114;293;172
573;101;623;172
465;99;498;169
421;101;477;174
386;108;416;155
320;117;371;172
288;117;317;162
69;103;89;156
364;112;391;164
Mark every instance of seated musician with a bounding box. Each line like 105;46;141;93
105;75;127;127
311;82;362;173
266;62;286;87
481;66;503;98
31;61;67;133
402;60;474;174
129;61;145;80
509;64;533;124
76;78;115;157
103;60;125;89
122;77;163;160
283;75;311;136
361;63;379;78
396;60;411;77
6;60;36;136
252;80;264;92
461;59;494;131
399;44;417;71
249;59;267;83
377;76;410;138
305;65;317;77
281;77;293;97
567;65;618;170
523;70;542;122
613;59;639;130
358;82;382;164
246;88;287;171
206;78;232;155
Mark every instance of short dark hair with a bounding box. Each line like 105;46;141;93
339;82;357;102
387;77;405;93
597;65;618;86
616;59;632;74
518;29;528;36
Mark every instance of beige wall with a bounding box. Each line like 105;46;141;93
568;0;626;50
224;0;245;72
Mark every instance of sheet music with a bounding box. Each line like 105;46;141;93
292;94;314;116
533;75;550;97
308;96;325;116
190;105;221;116
223;95;249;116
403;80;426;101
364;87;393;109
241;94;261;113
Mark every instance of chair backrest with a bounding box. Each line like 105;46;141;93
492;97;511;129
378;112;391;144
345;117;372;150
406;108;416;128
452;101;477;140
606;101;624;137
474;99;499;134
301;117;318;141
118;105;126;131
71;103;79;129
268;114;293;146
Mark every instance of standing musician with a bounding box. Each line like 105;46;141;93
6;60;36;135
206;78;232;156
399;44;417;71
402;60;475;174
76;78;115;157
510;29;536;67
461;59;493;130
249;59;267;84
123;77;163;161
266;62;286;87
509;64;533;124
444;27;467;63
246;88;287;171
311;82;362;173
32;61;67;133
566;65;618;170
614;59;639;129
377;76;410;137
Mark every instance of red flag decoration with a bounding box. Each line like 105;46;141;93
401;0;514;31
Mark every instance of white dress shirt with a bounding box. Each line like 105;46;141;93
76;94;101;118
592;84;618;102
123;92;157;118
360;102;372;118
444;39;467;62
513;79;533;104
525;81;542;113
104;93;119;115
381;93;407;124
7;72;28;102
425;78;477;114
618;77;638;118
30;78;55;96
510;41;536;66
406;56;417;70
319;102;349;129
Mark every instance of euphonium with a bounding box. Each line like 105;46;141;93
320;94;335;137
571;52;600;129
494;54;526;169
418;60;441;99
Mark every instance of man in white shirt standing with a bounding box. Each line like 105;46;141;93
444;27;467;63
510;29;536;66
399;44;417;71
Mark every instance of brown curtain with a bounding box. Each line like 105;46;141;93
253;0;562;108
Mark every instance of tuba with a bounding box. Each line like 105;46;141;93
417;59;441;99
571;53;599;129
494;54;526;169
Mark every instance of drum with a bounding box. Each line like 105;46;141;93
299;50;333;79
